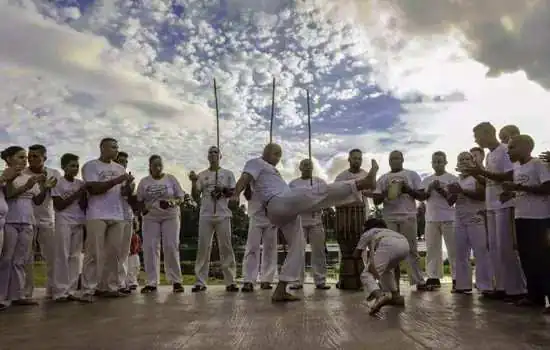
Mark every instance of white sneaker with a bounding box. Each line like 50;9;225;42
368;292;392;315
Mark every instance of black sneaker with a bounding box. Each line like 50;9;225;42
315;284;331;290
129;285;138;291
241;283;254;292
173;283;184;293
119;287;132;295
140;285;158;294
0;303;8;311
191;285;207;293
226;284;239;292
425;278;441;289
260;282;272;290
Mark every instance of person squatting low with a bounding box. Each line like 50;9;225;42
354;218;410;315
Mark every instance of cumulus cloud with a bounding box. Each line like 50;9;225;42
0;5;213;130
345;0;550;89
1;0;550;191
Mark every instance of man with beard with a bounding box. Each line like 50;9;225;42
232;143;378;302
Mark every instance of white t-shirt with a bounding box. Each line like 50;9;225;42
420;172;459;222
51;177;86;224
23;167;62;227
455;176;485;218
288;177;326;226
196;168;236;218
243;158;289;203
334;169;370;213
485;144;515;210
5;173;41;224
513;158;550;219
137;174;185;220
247;190;271;227
375;169;421;219
82;159;126;221
356;227;404;250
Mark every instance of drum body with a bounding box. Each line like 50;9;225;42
335;206;366;290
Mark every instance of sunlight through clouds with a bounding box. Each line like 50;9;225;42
0;0;549;188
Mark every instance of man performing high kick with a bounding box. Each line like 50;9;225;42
232;143;378;302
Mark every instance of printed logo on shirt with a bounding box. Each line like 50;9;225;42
145;184;168;200
388;175;407;184
98;170;120;181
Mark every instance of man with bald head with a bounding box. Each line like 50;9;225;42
502;135;550;311
499;125;520;145
233;143;378;302
288;159;330;290
462;122;526;301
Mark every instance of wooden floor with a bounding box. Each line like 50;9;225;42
1;284;549;350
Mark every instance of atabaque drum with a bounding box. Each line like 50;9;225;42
335;205;366;290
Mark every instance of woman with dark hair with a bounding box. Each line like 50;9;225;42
136;155;186;294
0;146;54;311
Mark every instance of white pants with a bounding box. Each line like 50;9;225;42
425;221;456;279
52;220;84;299
454;214;493;291
117;221;133;288
384;217;425;285
361;236;409;295
0;224;33;303
142;216;182;286
267;180;357;283
81;219;125;295
25;224;55;298
242;220;278;284
125;254;140;286
296;223;327;285
486;208;526;295
195;216;236;286
0;218;5;258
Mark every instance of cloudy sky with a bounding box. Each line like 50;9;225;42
1;0;549;189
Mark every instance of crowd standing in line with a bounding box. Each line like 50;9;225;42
1;122;549;315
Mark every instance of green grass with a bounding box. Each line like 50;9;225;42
31;261;224;287
32;255;456;287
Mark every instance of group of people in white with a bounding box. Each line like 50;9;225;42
0;121;549;316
